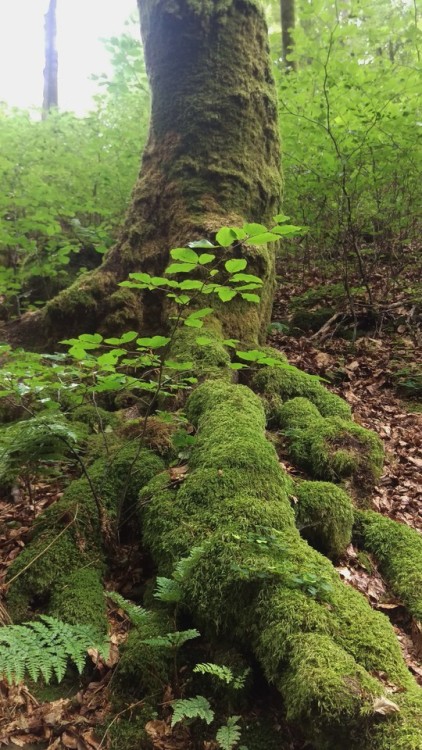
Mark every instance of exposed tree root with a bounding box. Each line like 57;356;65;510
139;379;422;749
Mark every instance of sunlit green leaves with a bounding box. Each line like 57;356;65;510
225;259;247;274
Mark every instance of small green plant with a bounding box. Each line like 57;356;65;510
171;695;214;726
0;615;108;684
216;716;243;750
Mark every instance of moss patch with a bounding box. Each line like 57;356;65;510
7;446;163;629
294;480;354;558
278;397;384;497
354;510;422;621
252;347;351;418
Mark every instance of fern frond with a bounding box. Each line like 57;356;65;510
171;695;214;726
216;716;242;750
142;629;200;649
193;662;234;684
0;616;108;685
173;546;204;583
106;591;151;626
154;576;182;602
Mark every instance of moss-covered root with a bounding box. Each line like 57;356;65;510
252;347;352;419
294;480;354;558
6;446;163;632
354;510;422;622
278;397;384;498
141;381;422;748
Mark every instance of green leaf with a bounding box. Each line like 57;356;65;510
216;227;237;247
243;222;268;235
104;331;138;345
218;288;237;302
136;336;171;348
79;333;103;344
272;213;290;223
225;259;247;274
240;293;260;303
196;336;213;346
236;350;263;362
244;232;279;245
271;224;304;236
179;280;203;290
230;273;262;284
229;362;248;370
188;239;216;249
198;253;215;264
188;307;213;319
170;247;199;263
165;263;196;274
184;317;203;328
222;338;239;348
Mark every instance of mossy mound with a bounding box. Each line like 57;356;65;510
354;510;422;621
252;348;351;419
112;611;173;704
140;380;421;747
294;480;354;558
278;397;384;497
171;325;231;381
7;446;163;630
70;404;119;432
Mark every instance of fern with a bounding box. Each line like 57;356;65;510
194;663;250;689
142;628;200;649
0;415;79;484
106;591;151;626
154;576;182;603
216;716;242;750
193;662;234;684
0;616;108;684
171;695;214;726
173;546;204;582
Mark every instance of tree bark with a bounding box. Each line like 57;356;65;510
42;0;58;119
13;0;280;347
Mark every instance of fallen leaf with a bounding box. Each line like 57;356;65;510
373;697;400;715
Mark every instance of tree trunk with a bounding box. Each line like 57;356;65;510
280;0;296;70
18;0;280;347
42;0;58;119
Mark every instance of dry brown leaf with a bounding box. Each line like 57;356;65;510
373;697;400;715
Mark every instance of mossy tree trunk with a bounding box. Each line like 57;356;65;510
8;0;281;348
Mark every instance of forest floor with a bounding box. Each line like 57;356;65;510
0;256;421;749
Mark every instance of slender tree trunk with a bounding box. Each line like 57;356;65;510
280;0;296;70
42;0;58;119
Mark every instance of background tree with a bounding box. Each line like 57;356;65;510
280;0;296;70
42;0;58;118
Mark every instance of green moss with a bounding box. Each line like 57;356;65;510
171;325;231;381
294;480;354;558
354;511;422;621
280;633;381;730
7;446;163;627
49;568;107;635
279;397;384;496
290;307;333;333
70;404;119;432
107;706;155;750
141;380;421;745
113;611;173;704
252;349;351;419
